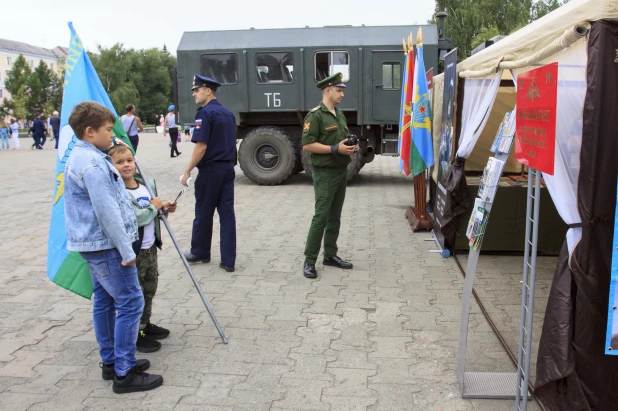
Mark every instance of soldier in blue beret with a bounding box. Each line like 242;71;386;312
181;75;237;272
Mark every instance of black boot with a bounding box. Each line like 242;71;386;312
323;256;353;269
143;322;170;340
184;253;211;263
303;263;317;279
136;330;161;353
112;365;163;394
101;359;150;381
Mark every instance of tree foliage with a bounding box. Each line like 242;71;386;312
0;54;63;121
433;0;566;61
89;45;176;123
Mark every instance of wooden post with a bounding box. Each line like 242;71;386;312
405;171;434;231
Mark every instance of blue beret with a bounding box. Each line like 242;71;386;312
168;105;175;112
192;74;221;91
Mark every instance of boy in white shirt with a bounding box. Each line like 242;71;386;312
108;144;177;353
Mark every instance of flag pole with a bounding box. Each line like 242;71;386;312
134;160;228;344
405;27;434;232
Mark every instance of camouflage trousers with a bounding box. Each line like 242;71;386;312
136;244;159;325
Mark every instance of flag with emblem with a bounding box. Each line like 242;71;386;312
47;22;134;299
399;36;415;176
397;51;408;171
409;29;434;176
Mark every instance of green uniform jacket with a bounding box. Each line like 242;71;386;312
301;102;351;171
131;173;164;250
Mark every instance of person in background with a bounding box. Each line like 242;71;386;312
163;105;181;158
29;114;46;150
47;114;52;140
120;105;144;153
50;111;61;149
0;120;9;150
10;119;20;150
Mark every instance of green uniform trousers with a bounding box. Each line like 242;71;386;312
136;244;159;325
304;170;347;264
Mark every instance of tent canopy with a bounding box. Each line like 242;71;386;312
456;0;617;75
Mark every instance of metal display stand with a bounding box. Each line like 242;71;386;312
456;148;529;399
515;168;542;410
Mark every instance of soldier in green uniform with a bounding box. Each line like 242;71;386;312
302;72;358;279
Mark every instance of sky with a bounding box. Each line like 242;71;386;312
2;0;437;54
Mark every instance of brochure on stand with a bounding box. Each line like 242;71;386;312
466;198;488;250
490;111;517;155
477;157;506;203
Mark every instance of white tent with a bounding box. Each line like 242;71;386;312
428;1;618;409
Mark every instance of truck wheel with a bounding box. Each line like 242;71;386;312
346;149;364;183
291;137;303;174
301;149;313;178
301;148;364;183
239;126;296;185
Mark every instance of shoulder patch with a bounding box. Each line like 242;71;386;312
303;122;311;132
310;106;320;113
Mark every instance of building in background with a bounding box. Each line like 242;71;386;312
0;38;67;102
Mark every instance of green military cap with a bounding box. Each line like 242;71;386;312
317;72;346;89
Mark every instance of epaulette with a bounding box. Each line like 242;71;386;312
310;106;320;113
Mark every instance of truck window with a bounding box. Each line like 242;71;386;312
314;51;350;83
382;63;401;90
200;53;238;85
256;52;294;84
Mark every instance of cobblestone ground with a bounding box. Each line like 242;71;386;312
0;135;549;410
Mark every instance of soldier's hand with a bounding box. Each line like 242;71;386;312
337;139;357;156
150;197;164;210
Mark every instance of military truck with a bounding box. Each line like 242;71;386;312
176;25;440;185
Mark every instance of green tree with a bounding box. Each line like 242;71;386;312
27;60;55;115
433;0;567;61
530;0;563;21
129;48;176;123
89;44;176;123
1;55;32;121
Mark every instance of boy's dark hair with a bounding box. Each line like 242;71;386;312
125;104;135;113
108;144;132;158
68;101;115;139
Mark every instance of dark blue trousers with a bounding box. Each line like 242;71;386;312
191;167;236;267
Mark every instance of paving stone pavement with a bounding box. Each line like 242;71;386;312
0;135;548;410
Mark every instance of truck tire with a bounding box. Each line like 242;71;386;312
291;136;303;174
301;148;364;183
239;126;296;185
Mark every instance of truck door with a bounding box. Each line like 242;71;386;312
248;50;299;111
371;51;404;123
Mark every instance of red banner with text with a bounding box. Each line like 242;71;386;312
515;62;558;175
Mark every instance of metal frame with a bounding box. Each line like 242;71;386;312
515;168;542;410
456;148;528;399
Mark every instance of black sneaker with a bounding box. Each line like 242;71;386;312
136;330;161;353
143;322;170;340
100;359;150;381
219;263;235;272
112;365;163;394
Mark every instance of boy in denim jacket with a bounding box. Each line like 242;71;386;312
108;144;176;353
63;101;163;394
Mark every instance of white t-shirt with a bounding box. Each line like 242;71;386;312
128;184;155;249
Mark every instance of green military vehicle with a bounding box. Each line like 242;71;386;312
176;25;440;185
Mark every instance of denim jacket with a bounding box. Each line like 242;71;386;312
64;140;138;263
